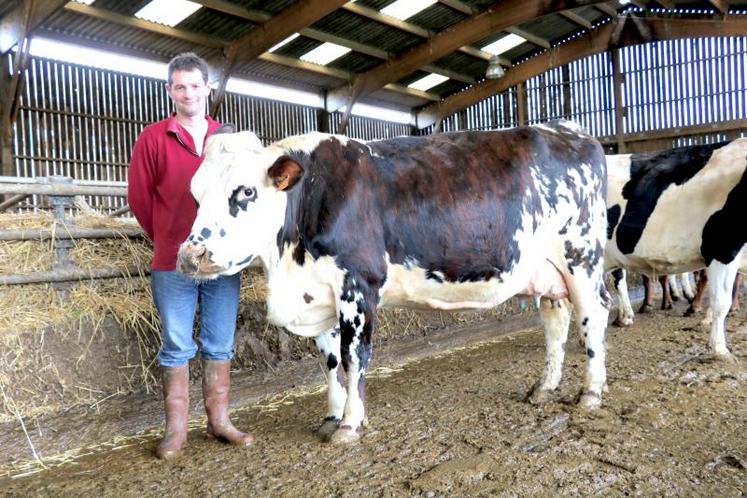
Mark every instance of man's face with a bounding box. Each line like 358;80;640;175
166;68;210;118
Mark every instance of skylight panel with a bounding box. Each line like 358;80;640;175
71;0;96;4
408;73;449;91
300;43;351;66
381;0;438;21
482;34;527;56
135;0;202;27
269;33;300;53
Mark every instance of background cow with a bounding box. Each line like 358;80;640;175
605;139;747;359
178;123;610;444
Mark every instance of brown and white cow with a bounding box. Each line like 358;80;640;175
605;139;747;359
177;122;611;443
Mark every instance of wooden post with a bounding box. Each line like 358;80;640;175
611;48;626;153
562;65;572;119
516;82;527;126
316;106;330;134
0;1;34;196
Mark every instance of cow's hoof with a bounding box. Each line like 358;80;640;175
328;425;362;445
577;390;602;410
528;388;552;405
711;351;738;364
613;317;633;327
638;304;653;314
661;303;673;311
526;381;554;404
684;307;698;317
316;417;340;442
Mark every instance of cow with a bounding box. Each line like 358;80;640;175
177;122;611;444
605;139;747;359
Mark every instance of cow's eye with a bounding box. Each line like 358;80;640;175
242;187;257;202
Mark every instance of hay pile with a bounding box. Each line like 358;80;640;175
0;212;161;422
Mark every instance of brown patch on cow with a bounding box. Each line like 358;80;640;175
303;292;314;304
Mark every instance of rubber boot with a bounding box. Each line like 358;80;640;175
203;359;254;446
155;364;189;459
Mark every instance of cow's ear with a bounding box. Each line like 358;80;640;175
268;157;303;191
214;123;236;134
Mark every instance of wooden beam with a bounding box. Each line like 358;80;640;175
706;0;728;14
597;118;747;145
222;1;348;64
303;28;475;84
506;27;551;49
191;0;268;23
64;3;225;48
595;3;619;17
342;2;494;62
210;0;347;116
418;16;747;128
559;10;593;29
438;0;476;15
655;0;675;9
259;53;440;102
0;0;69;54
194;1;477;85
327;0;612;113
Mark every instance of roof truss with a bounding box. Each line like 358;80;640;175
418;15;747;128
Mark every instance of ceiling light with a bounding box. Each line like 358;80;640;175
482;33;527;56
300;42;351;66
485;56;505;79
408;73;449;91
135;0;201;27
381;0;438;21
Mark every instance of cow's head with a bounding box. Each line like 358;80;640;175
177;130;306;279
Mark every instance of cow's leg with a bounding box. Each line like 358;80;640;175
685;270;708;316
705;261;739;359
639;275;654;313
660;275;673;310
313;327;347;441
562;261;610;409
611;269;635;327
669;274;683;302
679;272;696;302
528;298;571;404
731;273;742;313
329;277;378;444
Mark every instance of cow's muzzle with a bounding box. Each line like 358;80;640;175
176;243;225;278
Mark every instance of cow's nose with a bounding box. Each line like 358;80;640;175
178;243;208;274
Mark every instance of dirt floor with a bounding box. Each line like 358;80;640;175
1;301;746;497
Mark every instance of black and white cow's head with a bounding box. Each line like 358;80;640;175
177;131;330;279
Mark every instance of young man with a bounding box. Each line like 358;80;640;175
128;52;253;459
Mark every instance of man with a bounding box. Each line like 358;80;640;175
128;52;254;459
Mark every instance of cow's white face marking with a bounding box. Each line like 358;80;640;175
185;132;286;276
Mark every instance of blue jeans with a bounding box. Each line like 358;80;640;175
151;270;241;367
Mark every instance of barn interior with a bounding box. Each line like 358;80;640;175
0;0;746;494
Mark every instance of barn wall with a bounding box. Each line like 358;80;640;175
436;36;747;152
6;54;412;212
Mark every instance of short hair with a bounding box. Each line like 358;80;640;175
167;52;209;84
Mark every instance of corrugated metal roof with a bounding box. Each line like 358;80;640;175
2;0;742;117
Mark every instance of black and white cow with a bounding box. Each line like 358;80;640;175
605;139;747;358
177;122;611;444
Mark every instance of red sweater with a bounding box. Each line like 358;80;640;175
127;114;221;270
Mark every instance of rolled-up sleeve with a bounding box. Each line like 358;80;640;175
127;133;156;240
